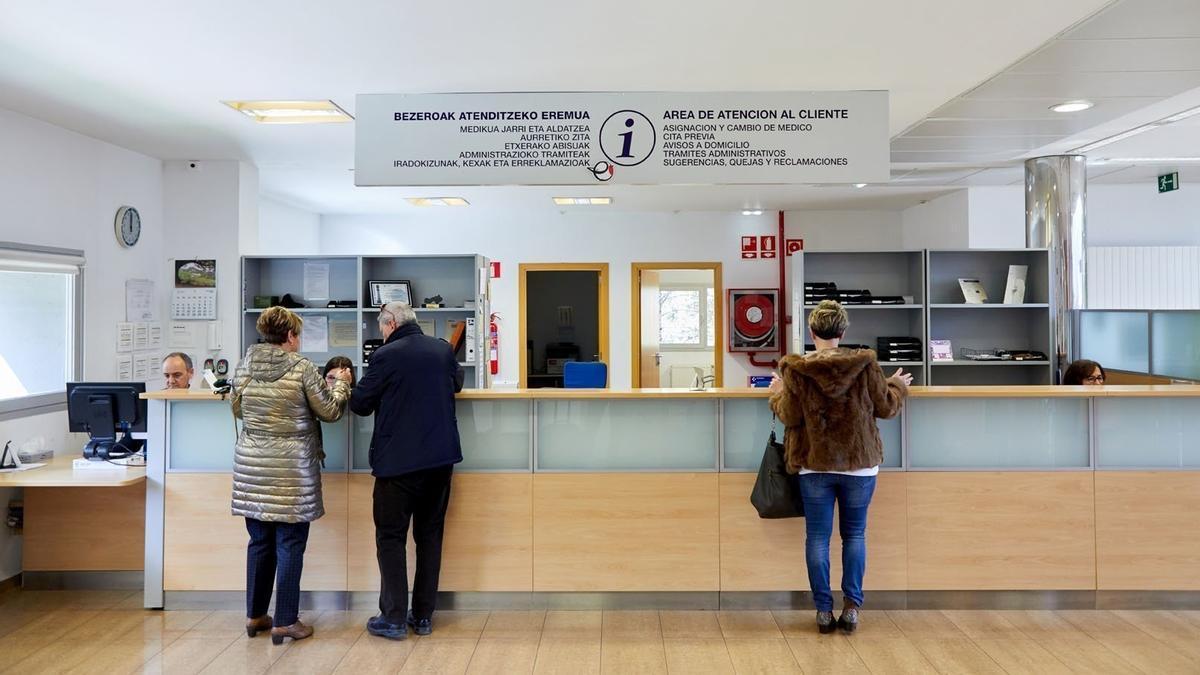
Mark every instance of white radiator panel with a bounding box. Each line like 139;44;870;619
1087;246;1200;309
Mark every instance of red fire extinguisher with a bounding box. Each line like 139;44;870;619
488;313;500;375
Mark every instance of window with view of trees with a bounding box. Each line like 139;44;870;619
659;287;715;348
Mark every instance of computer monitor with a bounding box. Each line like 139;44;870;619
66;382;147;460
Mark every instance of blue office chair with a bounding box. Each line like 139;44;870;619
563;361;608;388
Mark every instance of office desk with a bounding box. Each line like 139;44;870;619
140;385;1200;608
10;454;147;584
0;453;146;487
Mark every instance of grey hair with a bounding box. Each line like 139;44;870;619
379;301;417;327
162;352;193;370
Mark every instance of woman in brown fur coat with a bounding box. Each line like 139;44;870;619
769;300;911;634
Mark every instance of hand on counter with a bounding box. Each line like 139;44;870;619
890;368;914;387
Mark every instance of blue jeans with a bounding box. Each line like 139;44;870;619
798;473;877;612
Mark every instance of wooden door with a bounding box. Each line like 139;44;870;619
639;270;661;387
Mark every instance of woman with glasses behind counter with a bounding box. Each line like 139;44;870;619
1063;359;1106;385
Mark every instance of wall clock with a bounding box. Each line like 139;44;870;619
115;206;141;247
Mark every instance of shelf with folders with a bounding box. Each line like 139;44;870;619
793;250;928;385
926;249;1053;385
240;254;491;388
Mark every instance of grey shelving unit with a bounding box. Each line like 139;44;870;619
798;250;928;385
926;249;1053;385
241;254;490;389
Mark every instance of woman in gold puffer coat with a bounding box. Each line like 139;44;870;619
231;307;352;644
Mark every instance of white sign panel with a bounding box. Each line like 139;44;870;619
355;91;888;186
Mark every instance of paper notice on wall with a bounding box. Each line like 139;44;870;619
134;323;150;350
329;321;357;347
301;316;329;353
117;322;135;353
132;354;150;381
169;322;197;349
303;263;330;301
148;323;163;348
116;354;133;382
125;279;156;321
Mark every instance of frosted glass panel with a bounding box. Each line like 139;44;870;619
352;413;373;471
169;401;236;471
1080;311;1148;374
1096;398;1200;468
1151;312;1200;381
908;398;1088;468
722;399;900;471
722;399;775;471
171;401;349;472
537;399;718;470
321;419;349;471
458;400;531;470
350;401;531;472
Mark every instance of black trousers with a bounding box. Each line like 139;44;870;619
374;464;453;623
245;518;310;627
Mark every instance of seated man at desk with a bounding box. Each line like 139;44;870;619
161;352;194;390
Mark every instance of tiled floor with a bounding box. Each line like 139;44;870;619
2;590;1200;673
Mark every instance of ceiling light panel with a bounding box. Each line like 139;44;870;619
553;197;611;205
222;100;352;124
405;197;470;207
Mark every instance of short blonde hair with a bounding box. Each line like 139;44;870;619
808;300;849;340
256;306;303;344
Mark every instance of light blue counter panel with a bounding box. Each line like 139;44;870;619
320;418;349;471
1096;398;1200;468
721;399;902;471
537;399;718;471
352;413;373;471
350;401;532;472
170;401;350;472
457;400;531;471
168;401;236;471
908;397;1089;468
1151;313;1200;381
1080;311;1149;374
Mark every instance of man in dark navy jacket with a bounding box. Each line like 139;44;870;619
350;301;464;640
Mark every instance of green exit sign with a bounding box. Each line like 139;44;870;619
1158;172;1180;193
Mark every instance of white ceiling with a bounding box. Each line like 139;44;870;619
4;0;1193;213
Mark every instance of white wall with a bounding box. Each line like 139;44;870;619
163;161;258;370
0;107;165;580
967;186;1025;249
258;196;321;255
1088;183;1200;247
317;209;901;388
901;190;969;249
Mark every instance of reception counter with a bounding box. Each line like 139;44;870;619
139;385;1200;609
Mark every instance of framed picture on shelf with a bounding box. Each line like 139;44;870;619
368;280;413;307
728;289;779;352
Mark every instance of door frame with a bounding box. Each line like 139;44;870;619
630;262;724;388
518;263;610;389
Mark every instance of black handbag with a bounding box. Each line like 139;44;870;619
750;418;804;519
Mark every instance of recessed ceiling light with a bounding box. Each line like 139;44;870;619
854;183;868;188
1050;100;1094;113
741;209;764;216
406;197;470;207
222;100;353;124
553;197;611;205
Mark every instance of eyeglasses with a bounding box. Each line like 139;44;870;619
1083;375;1105;384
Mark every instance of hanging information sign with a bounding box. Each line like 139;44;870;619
355;91;888;186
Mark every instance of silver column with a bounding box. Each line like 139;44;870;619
1025;155;1087;382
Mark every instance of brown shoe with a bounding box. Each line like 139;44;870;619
271;620;314;645
246;615;273;637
